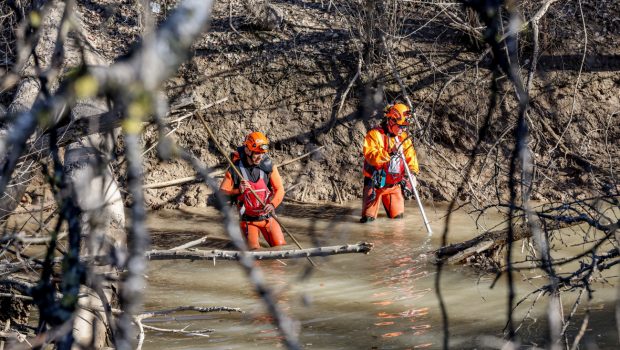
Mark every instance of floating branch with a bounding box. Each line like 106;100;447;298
145;242;374;261
137;306;242;350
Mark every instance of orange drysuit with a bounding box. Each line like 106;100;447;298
220;149;286;250
361;125;419;220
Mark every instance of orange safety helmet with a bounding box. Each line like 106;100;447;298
384;103;411;126
244;131;270;153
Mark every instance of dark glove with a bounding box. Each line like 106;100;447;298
388;147;399;157
263;203;275;214
367;187;377;202
239;180;251;193
400;180;414;200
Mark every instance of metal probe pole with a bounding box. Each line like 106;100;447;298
399;148;433;236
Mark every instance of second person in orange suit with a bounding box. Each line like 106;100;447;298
219;132;287;249
360;103;419;223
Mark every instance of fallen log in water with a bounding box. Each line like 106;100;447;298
145;242;373;261
433;225;531;265
433;220;584;265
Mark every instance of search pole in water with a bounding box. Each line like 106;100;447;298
399;149;433;236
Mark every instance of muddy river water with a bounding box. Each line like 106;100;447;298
142;202;618;349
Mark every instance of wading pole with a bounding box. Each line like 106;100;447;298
398;145;433;236
198;114;317;266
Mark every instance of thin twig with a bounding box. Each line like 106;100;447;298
547;0;587;157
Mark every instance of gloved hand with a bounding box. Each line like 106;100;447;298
263;203;275;214
401;180;413;200
400;175;417;200
388;145;400;157
409;174;418;188
239;180;251;193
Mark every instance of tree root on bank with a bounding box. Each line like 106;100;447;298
146;242;374;262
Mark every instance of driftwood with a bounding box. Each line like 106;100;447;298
146;242;373;261
434;221;581;264
3;240;373;270
134;306;242;350
434;225;531;264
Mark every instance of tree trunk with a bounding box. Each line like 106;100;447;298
0;0;65;220
64;102;124;349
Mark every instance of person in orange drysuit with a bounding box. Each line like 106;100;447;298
220;131;287;249
360;103;419;223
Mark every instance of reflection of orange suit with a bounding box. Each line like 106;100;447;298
362;125;418;220
220;148;286;250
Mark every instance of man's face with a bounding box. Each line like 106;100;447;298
388;120;405;136
245;147;266;165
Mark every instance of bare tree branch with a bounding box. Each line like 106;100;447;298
146;242;374;261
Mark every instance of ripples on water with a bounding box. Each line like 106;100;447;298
143;202;618;349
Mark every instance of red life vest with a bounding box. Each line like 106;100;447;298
363;126;405;187
237;162;271;217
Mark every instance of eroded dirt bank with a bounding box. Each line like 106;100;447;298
8;0;620;209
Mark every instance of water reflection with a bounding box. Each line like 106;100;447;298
143;204;618;349
366;219;434;348
244;260;294;344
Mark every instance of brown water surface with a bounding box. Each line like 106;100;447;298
142;202;618;349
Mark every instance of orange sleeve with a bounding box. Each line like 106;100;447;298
363;129;391;168
268;166;285;208
219;170;240;196
401;133;419;174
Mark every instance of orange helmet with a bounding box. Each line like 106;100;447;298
244;131;269;153
384;103;411;126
